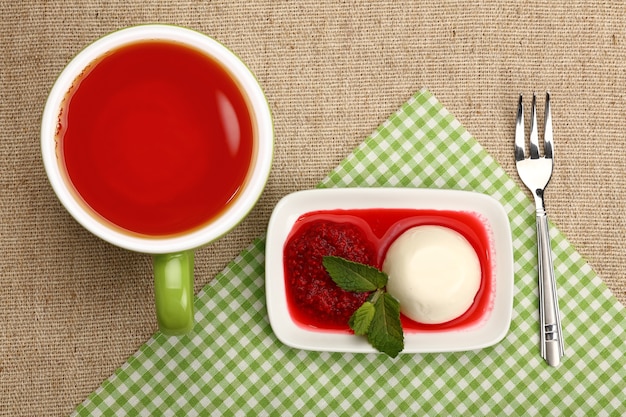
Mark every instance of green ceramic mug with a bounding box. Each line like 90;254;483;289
41;25;273;335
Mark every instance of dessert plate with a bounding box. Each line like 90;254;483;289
265;188;514;354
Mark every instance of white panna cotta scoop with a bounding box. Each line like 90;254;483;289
383;225;481;324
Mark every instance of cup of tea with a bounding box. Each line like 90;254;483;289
41;25;273;335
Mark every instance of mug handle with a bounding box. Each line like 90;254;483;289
153;251;195;335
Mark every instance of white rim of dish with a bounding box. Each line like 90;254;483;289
41;25;273;254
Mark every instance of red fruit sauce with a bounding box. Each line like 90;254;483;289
58;41;254;236
283;209;494;333
283;219;377;329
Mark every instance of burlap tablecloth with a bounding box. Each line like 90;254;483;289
1;1;625;415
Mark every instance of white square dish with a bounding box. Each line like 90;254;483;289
265;188;514;354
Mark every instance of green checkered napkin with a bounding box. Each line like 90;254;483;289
74;89;626;416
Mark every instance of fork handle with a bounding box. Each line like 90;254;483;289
536;212;565;367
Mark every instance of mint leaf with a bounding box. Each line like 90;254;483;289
323;256;405;357
367;292;404;358
348;301;376;335
323;256;387;292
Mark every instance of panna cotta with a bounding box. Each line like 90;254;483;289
383;225;481;324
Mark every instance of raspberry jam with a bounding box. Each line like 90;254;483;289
282;209;494;333
283;218;377;329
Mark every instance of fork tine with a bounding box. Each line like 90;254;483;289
529;93;540;159
543;92;554;159
515;94;526;161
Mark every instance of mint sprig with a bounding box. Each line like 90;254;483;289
349;301;375;335
368;291;404;357
322;256;404;357
322;256;387;292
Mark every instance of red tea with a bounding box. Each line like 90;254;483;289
58;40;254;236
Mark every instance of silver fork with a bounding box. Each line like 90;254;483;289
515;92;565;367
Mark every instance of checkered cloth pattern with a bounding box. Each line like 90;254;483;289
73;89;626;416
